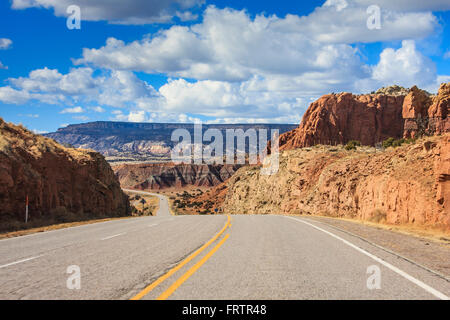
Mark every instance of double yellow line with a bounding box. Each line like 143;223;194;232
131;215;231;300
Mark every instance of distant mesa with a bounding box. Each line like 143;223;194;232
46;122;297;163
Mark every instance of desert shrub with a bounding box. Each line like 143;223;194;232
0;219;23;232
370;209;387;223
404;138;416;144
49;206;77;223
344;140;361;150
392;138;405;147
382;137;396;149
383;137;416;149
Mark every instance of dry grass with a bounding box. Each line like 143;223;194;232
125;191;159;216
0;216;134;239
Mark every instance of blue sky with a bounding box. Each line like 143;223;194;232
0;0;449;133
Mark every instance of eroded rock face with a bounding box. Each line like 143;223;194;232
278;92;405;150
113;162;242;190
207;135;450;231
0;118;130;222
428;83;450;135
278;83;449;151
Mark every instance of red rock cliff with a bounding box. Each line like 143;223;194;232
279;83;449;151
0;118;130;223
206;135;450;231
113;162;242;190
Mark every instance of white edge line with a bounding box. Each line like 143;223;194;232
0;255;43;269
286;216;449;300
100;232;126;241
148;224;158;227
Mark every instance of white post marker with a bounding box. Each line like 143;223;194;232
25;195;29;223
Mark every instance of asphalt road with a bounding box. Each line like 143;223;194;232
122;188;172;217
0;191;449;300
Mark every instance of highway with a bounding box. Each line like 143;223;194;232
0;190;449;300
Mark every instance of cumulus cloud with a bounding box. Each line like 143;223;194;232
2;4;448;123
0;61;8;70
11;0;204;24
372;40;437;88
90;106;105;112
76;7;374;83
60;106;84;114
0;67;158;110
0;38;12;50
75;4;441;87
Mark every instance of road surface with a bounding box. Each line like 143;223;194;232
0;191;449;300
123;188;172;217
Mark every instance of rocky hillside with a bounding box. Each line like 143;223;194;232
0;118;130;227
114;162;242;190
46;122;297;162
202;134;450;231
277;83;449;151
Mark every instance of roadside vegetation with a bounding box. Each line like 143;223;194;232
382;137;416;149
127;193;159;216
168;189;216;215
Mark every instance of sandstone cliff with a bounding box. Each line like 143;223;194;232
0;118;130;226
278;83;449;151
204;135;450;232
113;162;242;190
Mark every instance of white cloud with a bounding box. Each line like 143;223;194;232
97;70;158;108
127;110;147;122
1;4;448;124
444;51;450;59
19;113;39;118
0;38;12;50
371;40;436;88
354;0;450;12
76;7;373;83
90;106;105;113
0;61;8;70
11;0;204;24
0;86;31;104
32;129;48;134
60;106;84;114
75;5;439;83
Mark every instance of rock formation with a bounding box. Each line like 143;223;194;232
428;82;450;136
278;92;405;150
278;83;449;151
46;122;297;162
204;135;450;231
113;162;242;190
0;118;130;224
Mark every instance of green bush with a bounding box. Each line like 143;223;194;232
382;137;396;149
382;137;416;149
344;140;361;150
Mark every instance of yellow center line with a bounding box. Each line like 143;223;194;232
130;215;230;300
157;233;230;300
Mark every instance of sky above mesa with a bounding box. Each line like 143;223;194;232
0;0;449;133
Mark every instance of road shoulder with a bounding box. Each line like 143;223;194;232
303;215;450;279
